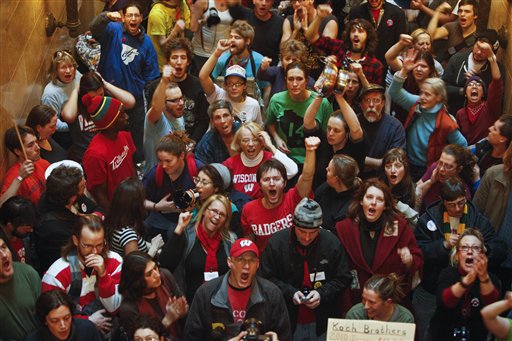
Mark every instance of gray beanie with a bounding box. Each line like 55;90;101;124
293;198;323;229
211;163;231;191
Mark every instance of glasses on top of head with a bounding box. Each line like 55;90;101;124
53;50;73;59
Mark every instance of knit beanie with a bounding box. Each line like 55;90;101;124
81;94;123;130
211;163;231;190
464;76;487;99
293;198;323;229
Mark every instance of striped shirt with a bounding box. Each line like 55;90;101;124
41;251;123;314
110;227;149;257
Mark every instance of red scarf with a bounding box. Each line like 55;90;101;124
138;273;182;337
466;102;485;124
197;222;222;273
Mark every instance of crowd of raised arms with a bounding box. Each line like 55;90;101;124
1;0;510;340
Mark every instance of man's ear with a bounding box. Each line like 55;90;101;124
72;235;79;248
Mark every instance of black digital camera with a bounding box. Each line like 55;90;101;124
242;318;267;341
206;7;221;27
171;189;199;211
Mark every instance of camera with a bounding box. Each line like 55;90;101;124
171;189;199;211
206;7;221;27
453;326;470;341
241;318;268;341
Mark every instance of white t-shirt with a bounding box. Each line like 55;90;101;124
207;84;263;125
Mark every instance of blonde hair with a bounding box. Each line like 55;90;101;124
195;194;233;241
230;20;255;47
450;228;487;266
231;122;263;152
49;50;77;84
410;28;431;45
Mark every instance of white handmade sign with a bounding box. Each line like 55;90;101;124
326;319;416;341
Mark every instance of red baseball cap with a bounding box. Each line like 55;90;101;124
230;238;259;258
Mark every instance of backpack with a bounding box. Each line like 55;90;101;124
214;52;265;109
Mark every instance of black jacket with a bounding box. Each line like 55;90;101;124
260;228;352;336
34;193;100;274
348;2;407;67
429;266;500;340
415;199;506;293
184;273;292;341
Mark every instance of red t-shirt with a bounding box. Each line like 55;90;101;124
1;159;50;205
241;187;302;254
223;151;274;199
228;285;252;323
10;238;26;263
83;131;136;200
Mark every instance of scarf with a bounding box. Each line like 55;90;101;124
139;273;182;337
293;228;318;323
466;101;486;124
197;222;222;273
442;204;469;240
241;150;264;167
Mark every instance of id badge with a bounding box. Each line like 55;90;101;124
204;271;219;281
310;271;326;282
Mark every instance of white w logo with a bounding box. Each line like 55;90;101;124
240;240;252;247
244;183;254;192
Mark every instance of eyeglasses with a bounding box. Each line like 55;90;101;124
444;198;467;209
225;81;245;88
134;336;159;341
458;245;483;254
79;240;106;251
208;207;227;219
437;161;455;171
125;13;141;18
166;96;184;104
467;81;483;88
193;176;212;186
232;256;259;265
362;97;383;105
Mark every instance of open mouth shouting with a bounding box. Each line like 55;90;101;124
468;88;481;103
389;174;398;185
267;189;279;204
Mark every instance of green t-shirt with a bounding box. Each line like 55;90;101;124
266;90;332;164
499;319;512;341
0;262;41;340
346;302;415;323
